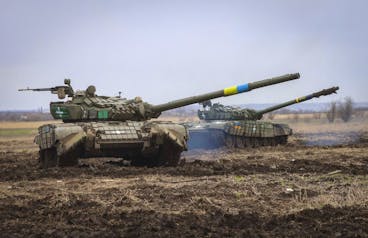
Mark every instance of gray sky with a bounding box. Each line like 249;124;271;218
1;0;367;110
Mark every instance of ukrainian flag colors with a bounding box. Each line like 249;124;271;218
224;83;249;96
224;86;238;95
295;94;314;103
305;94;314;100
295;96;306;103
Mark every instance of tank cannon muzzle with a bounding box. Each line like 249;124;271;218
308;86;339;98
255;86;340;118
150;73;300;113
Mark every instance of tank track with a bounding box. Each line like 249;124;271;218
186;120;291;150
39;142;182;169
224;134;288;148
187;129;288;150
39;146;82;169
130;140;182;167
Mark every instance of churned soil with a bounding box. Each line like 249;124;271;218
0;136;367;237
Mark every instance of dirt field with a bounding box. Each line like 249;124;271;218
0;120;367;237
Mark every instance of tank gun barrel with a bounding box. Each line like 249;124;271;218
151;73;300;113
255;86;339;118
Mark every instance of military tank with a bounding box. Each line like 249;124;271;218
186;87;339;149
19;73;300;168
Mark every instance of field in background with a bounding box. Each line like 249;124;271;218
1;111;367;147
0;120;59;129
0;121;59;137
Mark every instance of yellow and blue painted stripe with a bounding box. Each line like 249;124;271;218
295;94;313;103
223;83;249;96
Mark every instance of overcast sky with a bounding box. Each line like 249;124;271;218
0;0;367;110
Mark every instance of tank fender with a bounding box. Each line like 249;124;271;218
56;131;86;156
34;124;80;149
54;124;84;141
53;124;86;155
273;124;292;137
150;123;188;150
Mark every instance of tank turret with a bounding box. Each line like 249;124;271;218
19;73;300;122
198;86;339;121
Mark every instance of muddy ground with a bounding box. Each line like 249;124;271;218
0;135;367;237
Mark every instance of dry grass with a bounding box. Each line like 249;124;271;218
287;121;368;134
0;120;60;129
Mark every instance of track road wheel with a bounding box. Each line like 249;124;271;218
155;140;183;166
39;148;57;169
269;138;274;146
244;138;251;148
268;138;274;146
280;136;288;145
131;156;147;167
248;138;255;148
261;138;268;146
236;136;245;148
39;146;81;168
225;135;235;148
58;146;81;167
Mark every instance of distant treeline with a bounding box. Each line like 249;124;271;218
0;111;53;121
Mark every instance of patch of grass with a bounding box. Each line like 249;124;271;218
234;175;245;183
234;191;246;199
0;128;36;137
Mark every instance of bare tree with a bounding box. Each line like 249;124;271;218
338;97;353;122
354;108;366;118
326;102;336;123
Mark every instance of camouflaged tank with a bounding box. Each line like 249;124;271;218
187;87;339;149
19;74;300;168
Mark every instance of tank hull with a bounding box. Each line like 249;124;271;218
186;121;292;149
35;121;188;168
